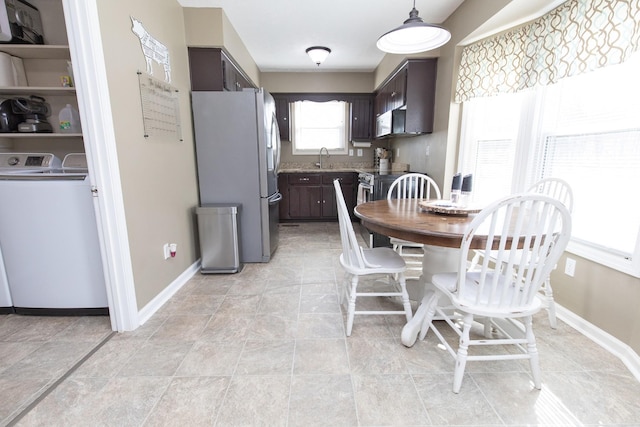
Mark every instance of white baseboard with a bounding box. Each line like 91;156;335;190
556;303;640;382
137;260;201;326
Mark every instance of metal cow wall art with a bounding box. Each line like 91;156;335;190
131;17;172;83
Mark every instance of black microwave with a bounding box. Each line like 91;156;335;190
375;109;406;138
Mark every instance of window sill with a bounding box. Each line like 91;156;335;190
566;240;640;279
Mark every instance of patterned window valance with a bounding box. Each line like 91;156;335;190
455;0;640;103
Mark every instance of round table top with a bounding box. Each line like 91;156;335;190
354;198;485;249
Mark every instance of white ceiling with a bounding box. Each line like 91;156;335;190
177;0;465;72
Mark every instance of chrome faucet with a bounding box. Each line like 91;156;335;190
318;147;330;169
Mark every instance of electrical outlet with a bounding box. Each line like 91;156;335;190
349;149;354;156
357;149;363;157
565;257;576;276
425;145;430;156
163;243;170;260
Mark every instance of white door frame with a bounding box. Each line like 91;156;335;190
62;0;139;331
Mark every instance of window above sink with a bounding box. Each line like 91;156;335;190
290;100;349;155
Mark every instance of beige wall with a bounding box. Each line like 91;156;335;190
552;255;640;353
183;8;225;46
96;0;200;309
261;72;374;93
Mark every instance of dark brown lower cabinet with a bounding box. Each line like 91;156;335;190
279;172;356;221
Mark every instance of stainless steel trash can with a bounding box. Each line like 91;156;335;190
196;204;242;273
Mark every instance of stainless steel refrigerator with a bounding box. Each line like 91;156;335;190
192;89;282;263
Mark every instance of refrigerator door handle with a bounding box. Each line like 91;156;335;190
271;112;281;175
268;192;283;204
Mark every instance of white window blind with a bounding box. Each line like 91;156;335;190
538;130;640;255
459;91;523;205
291;100;348;155
473;139;516;204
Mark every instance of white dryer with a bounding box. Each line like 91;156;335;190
0;153;108;315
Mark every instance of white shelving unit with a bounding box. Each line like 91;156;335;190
0;44;70;59
0;132;81;138
0;44;82;142
0;86;75;96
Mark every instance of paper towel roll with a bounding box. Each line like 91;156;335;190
0;52;15;86
0;53;28;87
379;158;390;172
11;56;27;86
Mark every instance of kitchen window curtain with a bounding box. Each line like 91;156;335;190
454;0;640;103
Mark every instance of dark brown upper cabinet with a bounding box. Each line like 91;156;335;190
375;68;407;114
188;47;256;91
273;95;290;141
350;95;374;141
374;58;438;135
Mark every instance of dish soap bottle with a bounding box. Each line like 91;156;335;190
58;104;81;133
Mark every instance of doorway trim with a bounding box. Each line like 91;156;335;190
62;0;139;331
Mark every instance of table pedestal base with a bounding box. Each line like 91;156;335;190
402;244;459;347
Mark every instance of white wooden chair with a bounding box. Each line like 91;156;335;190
333;179;413;336
386;173;442;273
470;178;573;328
419;193;572;393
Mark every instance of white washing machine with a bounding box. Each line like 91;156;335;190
0;153;108;315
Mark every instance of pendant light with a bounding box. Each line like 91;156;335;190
306;46;331;66
377;0;451;54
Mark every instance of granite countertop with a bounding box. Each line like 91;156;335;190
279;162;374;173
279;163;408;174
279;167;368;173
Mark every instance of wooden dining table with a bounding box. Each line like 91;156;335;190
354;198;485;347
354;198;486;249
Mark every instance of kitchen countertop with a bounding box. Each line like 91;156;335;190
279;167;369;173
279;162;409;174
279;162;372;173
279;167;410;174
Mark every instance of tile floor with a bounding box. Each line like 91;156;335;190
1;222;640;426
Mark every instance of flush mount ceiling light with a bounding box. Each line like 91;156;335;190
377;0;451;54
306;46;331;66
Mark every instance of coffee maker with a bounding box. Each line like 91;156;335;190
0;95;52;133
